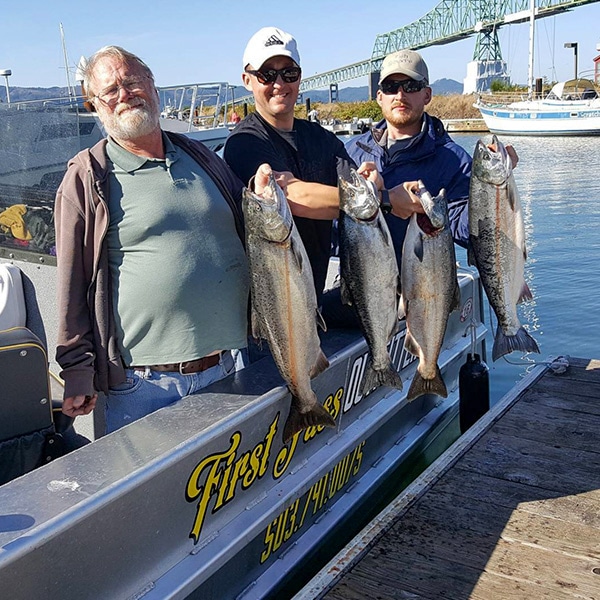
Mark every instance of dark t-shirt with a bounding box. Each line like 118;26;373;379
223;112;356;303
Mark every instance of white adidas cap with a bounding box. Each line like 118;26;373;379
243;27;301;70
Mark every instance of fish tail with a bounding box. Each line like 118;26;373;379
283;399;336;443
360;359;403;397
492;325;540;361
406;366;448;402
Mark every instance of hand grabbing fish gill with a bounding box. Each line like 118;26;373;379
338;168;403;397
401;181;461;402
468;136;539;361
242;172;335;443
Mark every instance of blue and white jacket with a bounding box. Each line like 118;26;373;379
345;113;472;267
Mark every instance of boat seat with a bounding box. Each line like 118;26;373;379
0;264;90;486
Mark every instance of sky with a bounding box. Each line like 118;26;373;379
1;0;599;91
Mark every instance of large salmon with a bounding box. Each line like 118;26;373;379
243;174;336;442
401;182;461;401
469;135;539;361
338;169;403;396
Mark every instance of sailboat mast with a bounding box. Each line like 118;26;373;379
60;23;76;105
527;0;536;98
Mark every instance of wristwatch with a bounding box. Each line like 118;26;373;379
380;189;392;214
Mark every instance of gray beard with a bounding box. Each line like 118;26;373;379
103;100;160;140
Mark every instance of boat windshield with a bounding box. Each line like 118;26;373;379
0;96;103;262
547;78;598;101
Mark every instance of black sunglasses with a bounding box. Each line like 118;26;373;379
245;66;301;85
380;79;428;95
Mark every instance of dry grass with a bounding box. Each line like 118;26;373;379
288;94;483;122
236;94;483;122
427;94;481;119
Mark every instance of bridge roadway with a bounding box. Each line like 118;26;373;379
236;0;599;104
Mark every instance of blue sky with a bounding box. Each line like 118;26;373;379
2;0;599;90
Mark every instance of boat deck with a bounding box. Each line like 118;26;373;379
298;356;600;600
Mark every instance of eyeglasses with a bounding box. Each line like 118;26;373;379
245;66;301;85
91;76;149;106
380;79;428;95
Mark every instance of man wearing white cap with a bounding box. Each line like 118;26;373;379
224;26;381;306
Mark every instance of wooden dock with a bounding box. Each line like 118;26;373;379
296;357;600;600
443;118;489;133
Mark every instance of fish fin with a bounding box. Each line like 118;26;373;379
283;399;336;443
518;281;534;304
492;325;540;361
406;366;447;402
360;358;403;397
467;240;477;266
316;308;327;332
450;280;461;312
397;302;406;321
290;236;305;270
250;308;264;340
310;350;330;378
413;233;425;262
390;315;401;337
404;330;420;357
340;277;352;306
507;176;518;211
397;292;406;320
378;217;393;247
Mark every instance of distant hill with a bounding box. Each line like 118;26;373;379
431;78;464;95
1;78;464;105
0;86;75;103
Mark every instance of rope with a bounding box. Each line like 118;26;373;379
501;353;570;374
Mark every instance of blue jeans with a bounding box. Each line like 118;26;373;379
105;349;245;433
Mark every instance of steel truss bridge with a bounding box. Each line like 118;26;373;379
238;0;598;103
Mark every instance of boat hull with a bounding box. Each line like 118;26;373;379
0;260;486;600
477;102;600;136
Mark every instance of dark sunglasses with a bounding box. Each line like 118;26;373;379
380;79;428;95
245;66;301;85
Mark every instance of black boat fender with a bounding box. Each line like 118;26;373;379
459;352;490;433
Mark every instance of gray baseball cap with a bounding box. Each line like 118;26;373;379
379;50;429;84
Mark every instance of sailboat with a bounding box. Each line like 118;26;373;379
475;0;600;136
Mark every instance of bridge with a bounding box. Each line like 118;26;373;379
237;0;599;104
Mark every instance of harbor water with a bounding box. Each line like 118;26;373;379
453;133;599;404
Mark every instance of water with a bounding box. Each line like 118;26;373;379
452;133;600;404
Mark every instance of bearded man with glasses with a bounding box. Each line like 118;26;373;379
54;46;272;434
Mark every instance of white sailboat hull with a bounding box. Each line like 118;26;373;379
477;99;600;136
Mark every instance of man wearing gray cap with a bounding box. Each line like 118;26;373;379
346;49;473;268
224;26;381;306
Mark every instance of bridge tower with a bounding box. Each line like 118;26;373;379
464;27;510;93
